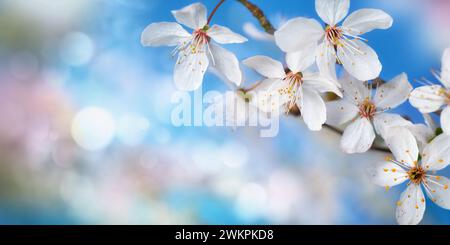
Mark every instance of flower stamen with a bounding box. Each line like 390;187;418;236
408;167;426;185
358;99;376;119
280;71;303;112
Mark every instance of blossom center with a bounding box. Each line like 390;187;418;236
191;27;210;52
358;99;376;119
407;166;426;185
438;88;450;105
284;71;303;87
279;71;303;111
325;25;343;46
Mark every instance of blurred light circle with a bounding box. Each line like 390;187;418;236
219;141;249;169
154;127;171;144
117;113;150;146
9;52;39;80
235;183;267;220
60;32;94;66
71;107;116;151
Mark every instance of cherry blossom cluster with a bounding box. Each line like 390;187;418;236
141;0;450;225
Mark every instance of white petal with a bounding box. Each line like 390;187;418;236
286;43;316;73
207;25;248;44
174;50;209;91
407;124;434;152
396;184;425;225
373;113;413;139
302;72;343;97
209;43;242;86
301;88;326;131
242;55;285;79
373;73;412;110
316;40;338;83
441;106;450;135
340;117;375;154
171;3;207;30
409;85;446;113
274;17;323;53
441;47;450;88
423;113;438;132
367;161;408;188
325;99;359;126
249;78;289;115
373;113;433;152
141;22;190;47
424;175;450;210
342;9;393;35
422;134;450;171
340;71;370;105
315;0;350;25
384;128;419;168
337;39;382;81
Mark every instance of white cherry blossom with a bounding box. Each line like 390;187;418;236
367;128;450;225
243;49;342;131
326;72;412;153
274;0;393;82
141;3;247;91
410;48;450;134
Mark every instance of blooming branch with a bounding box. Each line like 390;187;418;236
141;0;450;225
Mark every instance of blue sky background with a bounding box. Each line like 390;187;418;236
0;0;449;224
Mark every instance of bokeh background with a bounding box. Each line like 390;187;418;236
0;0;449;224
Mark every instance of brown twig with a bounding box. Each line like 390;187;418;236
208;0;227;25
236;0;276;34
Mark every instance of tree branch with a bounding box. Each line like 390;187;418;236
236;0;276;34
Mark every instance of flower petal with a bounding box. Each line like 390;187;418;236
373;73;412;110
424;175;450;210
373;113;413;139
342;9;393;35
367;161;408;188
171;3;207;30
407;124;434;152
207;24;248;44
409;85;446;113
337;39;382;81
441;47;450;88
442;106;450;135
396;184;426;225
174;50;209;91
340;71;370;105
286;44;316;73
326;99;359;126
384;128;419;168
141;22;191;47
423;113;438;132
316;40;338;84
315;0;350;26
302;71;343;97
249;78;289;115
274;17;323;53
301;88;326;131
422;134;450;171
242;55;285;79
373;113;433;152
340;117;375;154
209;43;242;86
